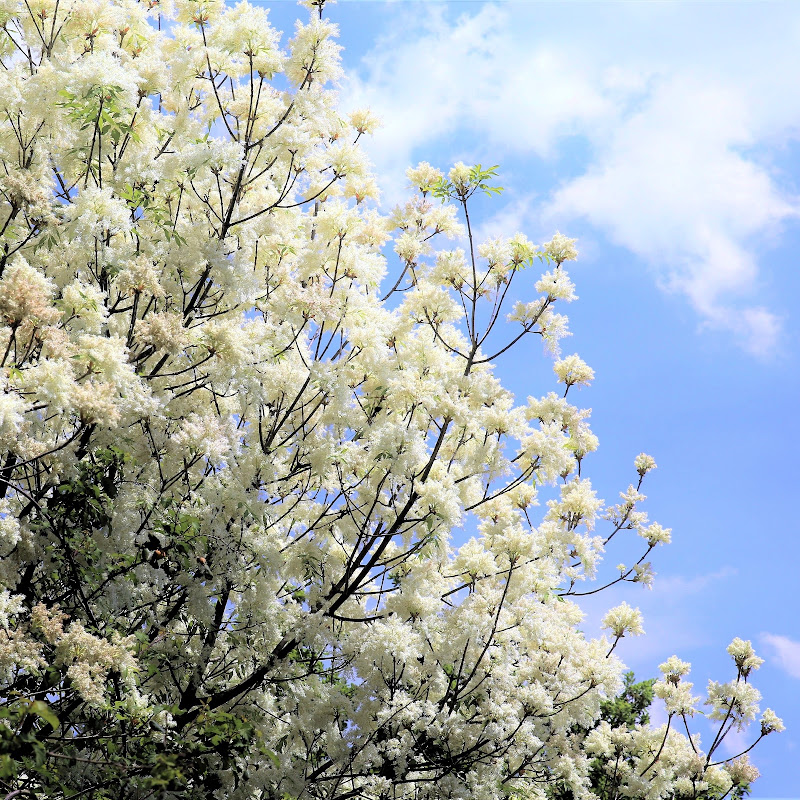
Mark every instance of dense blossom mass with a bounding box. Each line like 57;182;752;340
0;0;781;798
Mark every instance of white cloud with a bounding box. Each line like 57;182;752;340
575;566;740;666
760;633;800;679
575;567;738;666
652;566;738;599
342;3;800;355
473;194;537;243
342;5;615;205
545;73;796;355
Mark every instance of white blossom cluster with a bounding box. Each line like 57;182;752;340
0;0;780;798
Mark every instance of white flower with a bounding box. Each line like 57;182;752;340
67;186;131;239
634;453;657;475
631;561;655;588
448;161;471;189
726;637;764;676
0;498;21;549
655;678;700;715
286;18;343;86
535;269;576;301
725;754;760;784
114;255;166;299
406;161;443;192
0;257;59;327
62;51;140;110
478;238;511;268
0;591;23;630
70;380;121;426
659;655;692;681
551;478;603;528
542;231;578;263
172;413;233;462
60;281;108;333
349;108;381;135
760;707;784;734
602;602;644;638
508;233;536;265
639;522;671;546
0;391;27;446
706;679;762;730
138;312;190;354
453;538;496;581
394;231;427;263
553;354;594;388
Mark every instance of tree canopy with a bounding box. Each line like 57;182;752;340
0;1;781;798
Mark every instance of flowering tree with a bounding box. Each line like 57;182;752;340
553;671;755;800
0;0;782;798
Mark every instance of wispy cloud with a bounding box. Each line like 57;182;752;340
342;3;800;355
342;5;617;205
652;566;738;598
575;567;738;666
545;72;795;356
760;633;800;679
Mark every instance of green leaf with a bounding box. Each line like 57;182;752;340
28;700;59;730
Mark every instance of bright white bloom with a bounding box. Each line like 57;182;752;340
406;161;443;192
0;391;27;447
659;655;692;682
172;413;233;462
349;108;381;135
655;676;700;715
542;231;579;263
478;238;511;268
0;499;21;549
66;186;132;239
71;380;121;426
602;602;644;638
60;281;108;333
55;623;136;707
138;312;190;354
727;637;764;676
706;680;762;730
554;354;595;388
0;591;23;629
760;707;785;734
725;755;760;784
535;269;577;301
394;231;427;263
640;522;672;546
635;452;657;475
548;479;603;529
631;561;655;587
449;161;472;189
508;233;536;265
114;255;166;299
0;258;60;327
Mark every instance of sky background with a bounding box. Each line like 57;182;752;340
260;1;800;792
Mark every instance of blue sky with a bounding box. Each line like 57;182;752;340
262;1;800;792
